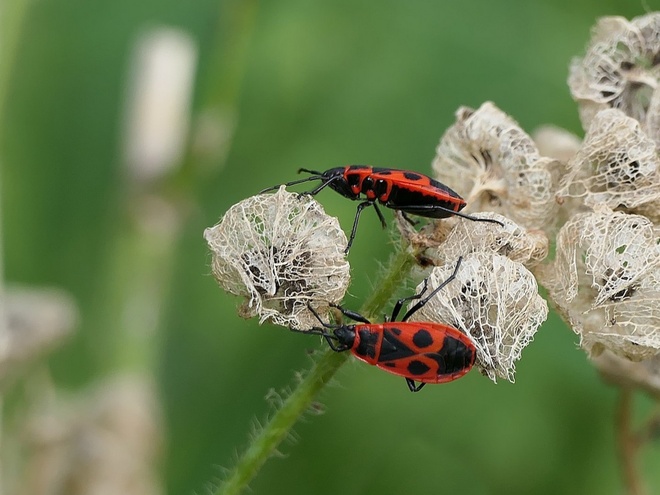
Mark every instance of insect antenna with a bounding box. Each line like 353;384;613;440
451;209;504;227
259;174;325;194
297;168;323;175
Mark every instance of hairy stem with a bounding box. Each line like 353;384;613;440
217;247;416;495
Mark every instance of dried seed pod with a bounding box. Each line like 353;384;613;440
408;211;548;269
411;252;548;382
433;102;560;231
545;205;660;360
556;109;660;217
568;13;660;131
204;187;350;330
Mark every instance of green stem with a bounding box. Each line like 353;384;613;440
217;247;416;495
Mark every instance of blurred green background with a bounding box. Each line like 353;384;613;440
3;0;660;494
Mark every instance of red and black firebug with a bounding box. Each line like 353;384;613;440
262;165;503;252
307;257;476;392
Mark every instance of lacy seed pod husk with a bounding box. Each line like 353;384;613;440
404;212;548;268
568;13;660;132
411;252;548;382
204;187;350;330
545;205;660;360
556;108;660;218
433;101;560;231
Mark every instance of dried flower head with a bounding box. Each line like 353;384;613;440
411;252;548;382
401;211;548;269
204;187;350;330
556;109;660;219
545;205;660;360
568;13;660;132
432;102;560;231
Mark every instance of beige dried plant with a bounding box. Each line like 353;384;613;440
204;187;350;330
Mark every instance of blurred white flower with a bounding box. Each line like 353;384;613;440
122;27;197;182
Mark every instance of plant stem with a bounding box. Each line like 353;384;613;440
616;388;645;495
217;247;416;495
0;1;30;493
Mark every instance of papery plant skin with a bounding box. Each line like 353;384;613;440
556;108;660;222
433;102;560;232
410;252;548;383
204;187;350;330
545;205;660;361
568;13;660;136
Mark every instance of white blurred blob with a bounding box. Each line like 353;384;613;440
19;375;162;495
531;125;582;165
122;27;197;182
0;287;78;383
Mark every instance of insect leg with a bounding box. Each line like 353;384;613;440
400;211;418;226
306;175;340;196
329;303;371;324
401;256;463;322
303;305;349;352
389;279;429;322
372;201;388;229
406;378;425;392
345;201;374;253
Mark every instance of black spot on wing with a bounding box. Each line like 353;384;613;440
412;328;433;348
371;167;393;175
427;177;463;200
403;171;423;181
407;360;431;376
429;335;473;374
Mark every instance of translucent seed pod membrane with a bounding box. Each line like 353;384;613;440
545;206;660;360
556;109;660;221
411;253;548;382
204;187;350;330
417;211;549;270
568;13;660;135
432;101;560;232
